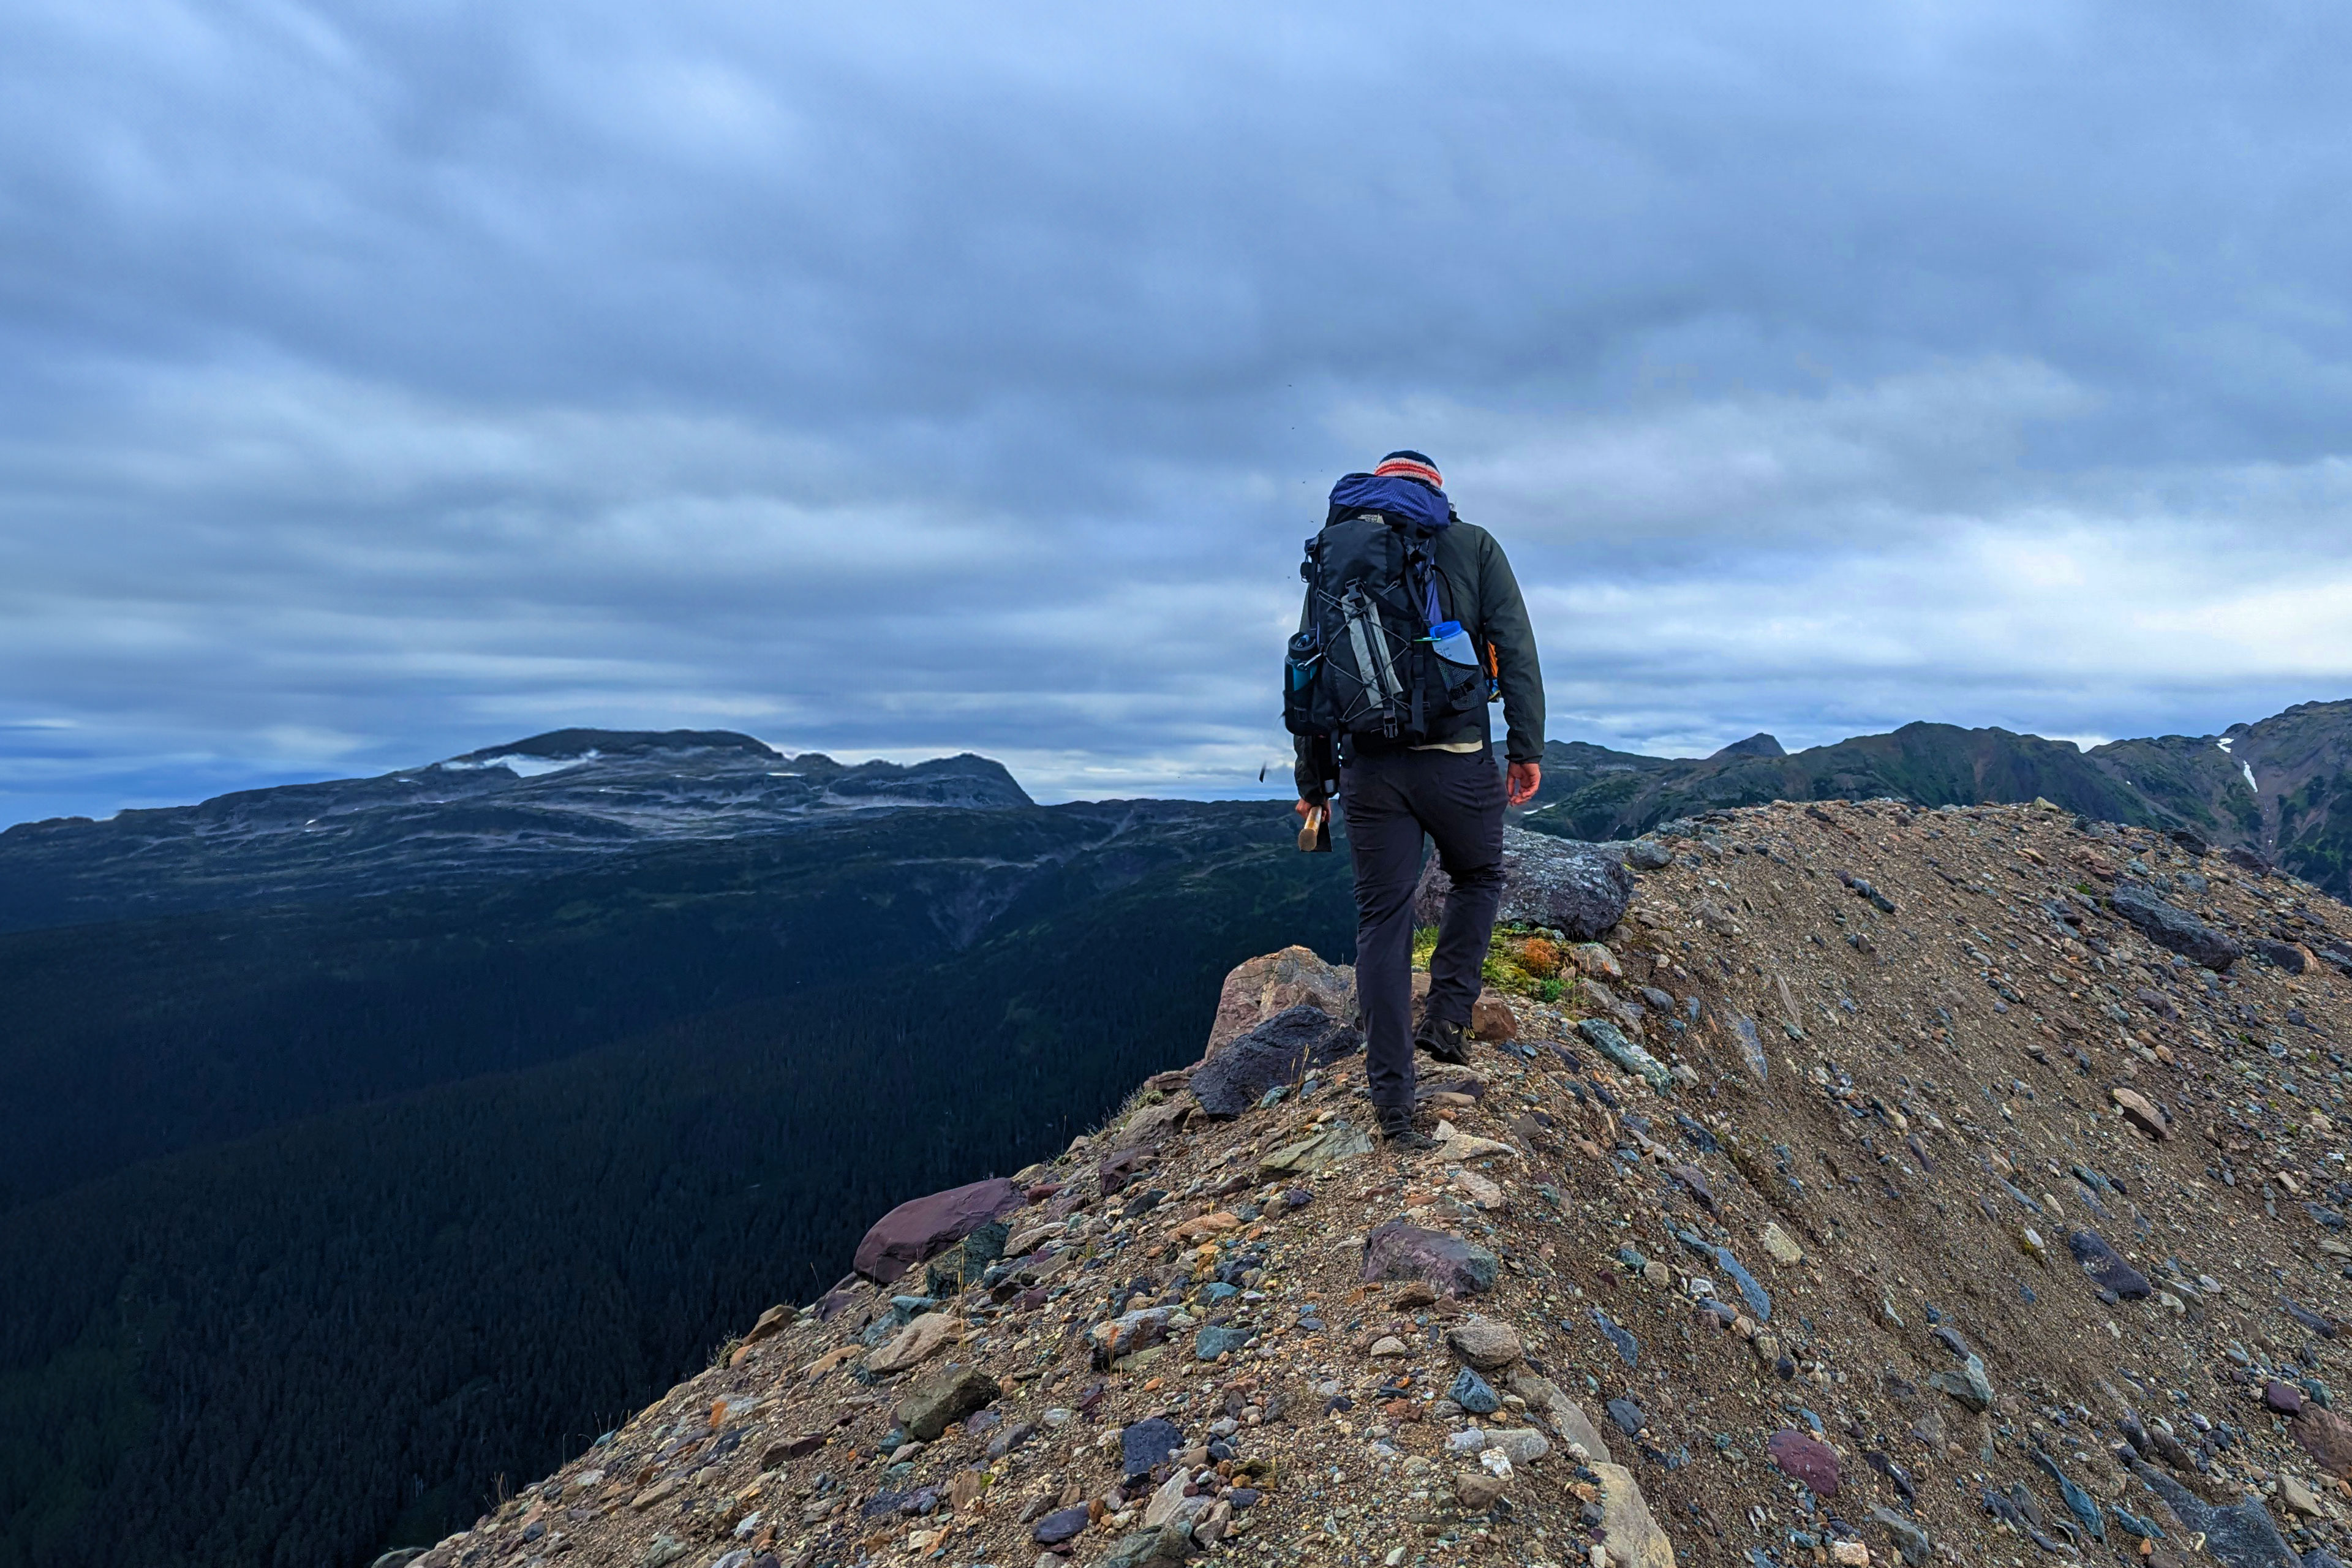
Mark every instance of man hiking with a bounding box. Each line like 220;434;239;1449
1286;450;1544;1151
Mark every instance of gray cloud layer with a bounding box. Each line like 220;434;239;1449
6;1;2352;821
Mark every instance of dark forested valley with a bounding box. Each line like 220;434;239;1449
0;734;1354;1568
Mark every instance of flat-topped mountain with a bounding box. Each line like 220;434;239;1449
0;729;1031;930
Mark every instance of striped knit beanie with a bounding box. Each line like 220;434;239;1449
1373;450;1443;489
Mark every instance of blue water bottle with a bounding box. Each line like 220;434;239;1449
1428;620;1477;669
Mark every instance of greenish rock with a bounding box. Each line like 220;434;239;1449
2032;1449;2104;1543
1098;1519;1196;1567
896;1363;1000;1442
1195;1325;1252;1361
1927;1353;1993;1412
1259;1119;1374;1177
1576;1017;1672;1090
924;1221;1010;1297
642;1535;687;1568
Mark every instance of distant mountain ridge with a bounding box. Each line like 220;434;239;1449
0;728;1030;932
1526;698;2352;897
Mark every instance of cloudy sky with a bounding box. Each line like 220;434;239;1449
5;1;2352;822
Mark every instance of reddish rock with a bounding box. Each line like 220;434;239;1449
1361;1221;1499;1297
812;1274;865;1322
1665;1162;1718;1215
852;1177;1026;1285
1768;1430;1841;1498
1470;992;1518;1042
2294;1406;2352;1480
1097;1147;1153;1197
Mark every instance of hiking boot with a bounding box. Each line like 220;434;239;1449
1416;1017;1471;1066
1378;1106;1434;1151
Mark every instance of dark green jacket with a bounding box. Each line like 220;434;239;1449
1293;517;1545;799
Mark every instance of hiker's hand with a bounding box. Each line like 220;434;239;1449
1506;761;1541;807
1295;797;1320;818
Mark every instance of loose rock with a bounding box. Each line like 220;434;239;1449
2067;1228;2153;1300
1594;1462;1675;1568
1188;1006;1362;1118
1361;1221;1498;1297
1444;1315;1523;1371
1768;1430;1841;1497
895;1365;999;1442
852;1178;1026;1285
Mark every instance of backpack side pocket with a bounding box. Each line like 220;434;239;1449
1283;629;1323;736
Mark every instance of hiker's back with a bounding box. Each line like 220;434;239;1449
1284;489;1485;748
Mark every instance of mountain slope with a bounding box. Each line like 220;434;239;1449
1523;699;2352;901
416;799;2352;1568
2095;701;2352;891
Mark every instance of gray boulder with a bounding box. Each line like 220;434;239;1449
2065;1228;2152;1300
2124;1455;2299;1568
1414;826;1634;939
1188;1006;1362;1118
2109;881;2241;971
895;1364;999;1442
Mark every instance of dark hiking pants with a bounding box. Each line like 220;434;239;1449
1340;746;1506;1119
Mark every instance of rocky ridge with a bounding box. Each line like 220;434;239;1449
402;798;2352;1568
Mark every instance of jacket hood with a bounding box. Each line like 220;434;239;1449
1327;472;1453;533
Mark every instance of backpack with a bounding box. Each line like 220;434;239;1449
1283;502;1487;747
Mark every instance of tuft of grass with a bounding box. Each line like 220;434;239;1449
1422;921;1583;1001
1478;923;1584;1001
